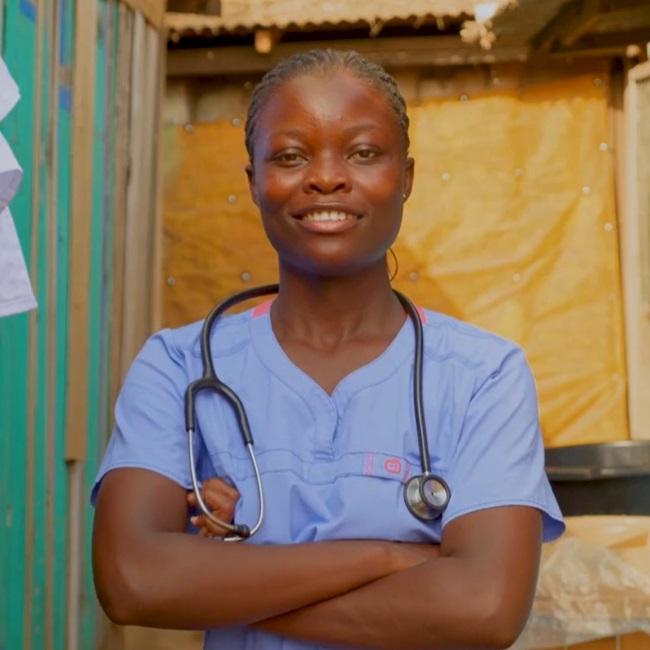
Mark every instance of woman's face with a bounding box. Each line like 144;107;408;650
246;69;414;278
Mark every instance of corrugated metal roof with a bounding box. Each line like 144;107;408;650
165;0;514;38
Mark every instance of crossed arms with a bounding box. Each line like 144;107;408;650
92;467;542;649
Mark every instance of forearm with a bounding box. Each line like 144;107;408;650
93;470;406;631
254;553;514;650
95;530;398;630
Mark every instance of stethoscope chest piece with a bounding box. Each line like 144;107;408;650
404;474;450;521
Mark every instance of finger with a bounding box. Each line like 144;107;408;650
191;515;231;537
200;490;239;514
201;481;240;503
191;512;232;530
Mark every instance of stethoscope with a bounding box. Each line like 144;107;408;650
184;284;451;541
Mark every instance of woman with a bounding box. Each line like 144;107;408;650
92;49;564;649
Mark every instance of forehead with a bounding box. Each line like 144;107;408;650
257;69;397;133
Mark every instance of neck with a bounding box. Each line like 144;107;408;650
270;263;406;347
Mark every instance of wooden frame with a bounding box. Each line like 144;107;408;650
167;36;528;76
167;0;221;14
532;0;650;55
620;60;650;440
119;0;166;30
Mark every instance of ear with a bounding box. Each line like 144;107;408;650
402;157;415;201
246;163;259;207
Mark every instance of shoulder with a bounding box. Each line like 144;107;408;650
137;308;256;367
420;309;527;385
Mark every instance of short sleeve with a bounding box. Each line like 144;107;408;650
442;346;565;542
91;330;198;504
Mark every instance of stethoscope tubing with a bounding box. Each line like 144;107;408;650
185;284;449;540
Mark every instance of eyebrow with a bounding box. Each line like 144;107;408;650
268;123;384;139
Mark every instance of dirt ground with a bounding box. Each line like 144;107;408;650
101;625;204;650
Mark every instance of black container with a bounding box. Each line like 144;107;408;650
545;441;650;516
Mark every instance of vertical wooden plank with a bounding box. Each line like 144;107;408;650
109;2;133;416
100;11;133;646
620;61;650;440
64;2;97;649
65;0;97;462
43;0;64;644
151;14;166;332
79;2;112;647
55;0;74;647
120;11;158;371
120;9;145;374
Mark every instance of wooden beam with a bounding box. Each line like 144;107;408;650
559;0;601;47
119;0;165;30
167;0;221;14
167;37;528;76
550;27;650;57
532;0;600;53
532;0;650;55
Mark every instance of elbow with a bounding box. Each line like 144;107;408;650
476;589;530;650
93;547;150;626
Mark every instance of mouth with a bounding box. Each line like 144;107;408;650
297;210;360;222
293;209;361;233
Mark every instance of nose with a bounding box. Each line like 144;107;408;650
304;154;351;194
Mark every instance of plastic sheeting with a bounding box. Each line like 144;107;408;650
515;516;650;649
161;72;628;448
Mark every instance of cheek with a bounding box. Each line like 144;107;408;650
253;172;298;212
359;168;405;207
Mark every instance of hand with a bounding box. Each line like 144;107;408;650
187;477;240;538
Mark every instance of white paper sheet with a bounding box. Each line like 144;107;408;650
0;56;20;121
0;206;37;318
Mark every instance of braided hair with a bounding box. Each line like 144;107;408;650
244;49;411;159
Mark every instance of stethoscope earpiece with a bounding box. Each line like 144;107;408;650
404;474;450;521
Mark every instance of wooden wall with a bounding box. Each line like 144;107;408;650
0;1;164;649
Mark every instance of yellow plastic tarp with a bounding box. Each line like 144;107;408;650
161;73;628;447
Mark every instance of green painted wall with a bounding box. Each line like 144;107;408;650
0;1;122;648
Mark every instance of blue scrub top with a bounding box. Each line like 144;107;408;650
93;301;564;649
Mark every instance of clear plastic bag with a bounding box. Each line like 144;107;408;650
514;517;650;649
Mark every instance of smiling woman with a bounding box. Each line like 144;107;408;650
246;64;412;288
91;49;564;650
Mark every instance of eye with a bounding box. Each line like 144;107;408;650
349;147;380;162
271;150;306;166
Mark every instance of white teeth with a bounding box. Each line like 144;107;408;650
303;211;353;222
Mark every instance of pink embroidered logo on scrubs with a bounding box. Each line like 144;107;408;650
362;453;412;483
384;458;402;474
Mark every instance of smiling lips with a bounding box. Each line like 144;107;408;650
296;210;360;233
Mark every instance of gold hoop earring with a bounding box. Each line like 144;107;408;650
388;247;399;282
